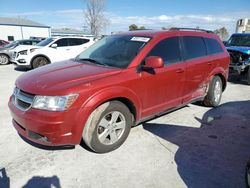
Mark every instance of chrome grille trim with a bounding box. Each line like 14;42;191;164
12;88;35;111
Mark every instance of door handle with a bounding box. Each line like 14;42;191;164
176;68;184;73
207;62;212;65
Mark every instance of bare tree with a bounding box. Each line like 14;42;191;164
214;27;229;41
84;0;109;36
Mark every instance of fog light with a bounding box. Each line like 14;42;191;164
18;59;26;63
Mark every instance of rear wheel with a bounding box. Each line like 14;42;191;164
0;54;9;65
203;76;223;107
247;67;250;85
82;101;133;153
32;56;49;69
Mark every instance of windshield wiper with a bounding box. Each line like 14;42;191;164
77;58;110;67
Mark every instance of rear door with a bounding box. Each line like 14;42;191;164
138;36;186;117
180;36;210;103
68;38;92;57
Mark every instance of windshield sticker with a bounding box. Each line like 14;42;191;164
131;37;150;42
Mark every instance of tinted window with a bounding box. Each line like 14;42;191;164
21;41;32;45
228;35;250;47
77;35;150;68
32;41;40;45
37;38;55;47
182;36;206;60
55;38;68;47
147;37;181;64
204;38;224;55
69;38;90;46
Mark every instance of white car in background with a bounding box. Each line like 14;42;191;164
11;36;95;69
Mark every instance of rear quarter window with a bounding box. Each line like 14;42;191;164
182;36;207;60
204;38;224;55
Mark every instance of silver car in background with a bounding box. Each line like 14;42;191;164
0;39;41;65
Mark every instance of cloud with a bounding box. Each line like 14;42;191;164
0;9;83;17
1;9;250;35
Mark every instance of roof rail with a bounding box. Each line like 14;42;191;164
169;27;214;33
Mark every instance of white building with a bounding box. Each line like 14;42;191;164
0;17;51;41
51;28;93;38
236;18;250;33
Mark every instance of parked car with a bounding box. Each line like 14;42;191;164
225;33;250;84
0;39;41;65
247;158;250;188
0;39;9;48
8;28;230;153
11;36;95;69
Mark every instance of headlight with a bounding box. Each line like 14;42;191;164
32;94;78;111
30;48;37;53
19;50;28;55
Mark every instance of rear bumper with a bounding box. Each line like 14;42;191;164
8;97;82;146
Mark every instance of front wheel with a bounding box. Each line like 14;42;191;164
0;54;9;65
203;76;223;107
32;56;49;69
82;101;133;153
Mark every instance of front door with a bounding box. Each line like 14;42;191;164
135;36;186;118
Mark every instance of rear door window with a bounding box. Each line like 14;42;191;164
147;37;182;65
182;36;207;60
68;38;90;46
204;38;224;55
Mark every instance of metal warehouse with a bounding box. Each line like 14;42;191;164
0;17;51;41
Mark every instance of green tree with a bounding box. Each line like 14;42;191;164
129;24;146;31
214;27;229;41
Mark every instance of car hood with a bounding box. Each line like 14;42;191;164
16;60;122;95
226;46;250;55
13;45;41;52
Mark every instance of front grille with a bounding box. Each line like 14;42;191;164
12;88;35;111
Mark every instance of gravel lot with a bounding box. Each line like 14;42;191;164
0;64;250;188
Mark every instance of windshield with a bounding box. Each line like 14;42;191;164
76;35;151;68
228;35;250;47
36;37;55;47
4;41;18;48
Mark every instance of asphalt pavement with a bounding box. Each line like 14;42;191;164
0;64;250;188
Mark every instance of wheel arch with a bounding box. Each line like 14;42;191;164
73;87;142;144
31;54;51;67
215;73;227;91
208;67;228;91
0;53;10;59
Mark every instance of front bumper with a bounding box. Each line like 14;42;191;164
229;62;249;74
12;54;32;66
8;97;82;146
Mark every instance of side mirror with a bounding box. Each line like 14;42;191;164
223;41;228;46
144;56;164;69
51;43;58;48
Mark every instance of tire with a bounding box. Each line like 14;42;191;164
0;54;9;65
203;76;223;107
32;56;49;69
247;67;250;85
82;101;133;153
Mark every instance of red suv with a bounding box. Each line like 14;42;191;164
9;28;230;153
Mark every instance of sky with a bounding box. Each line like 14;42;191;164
0;0;250;35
